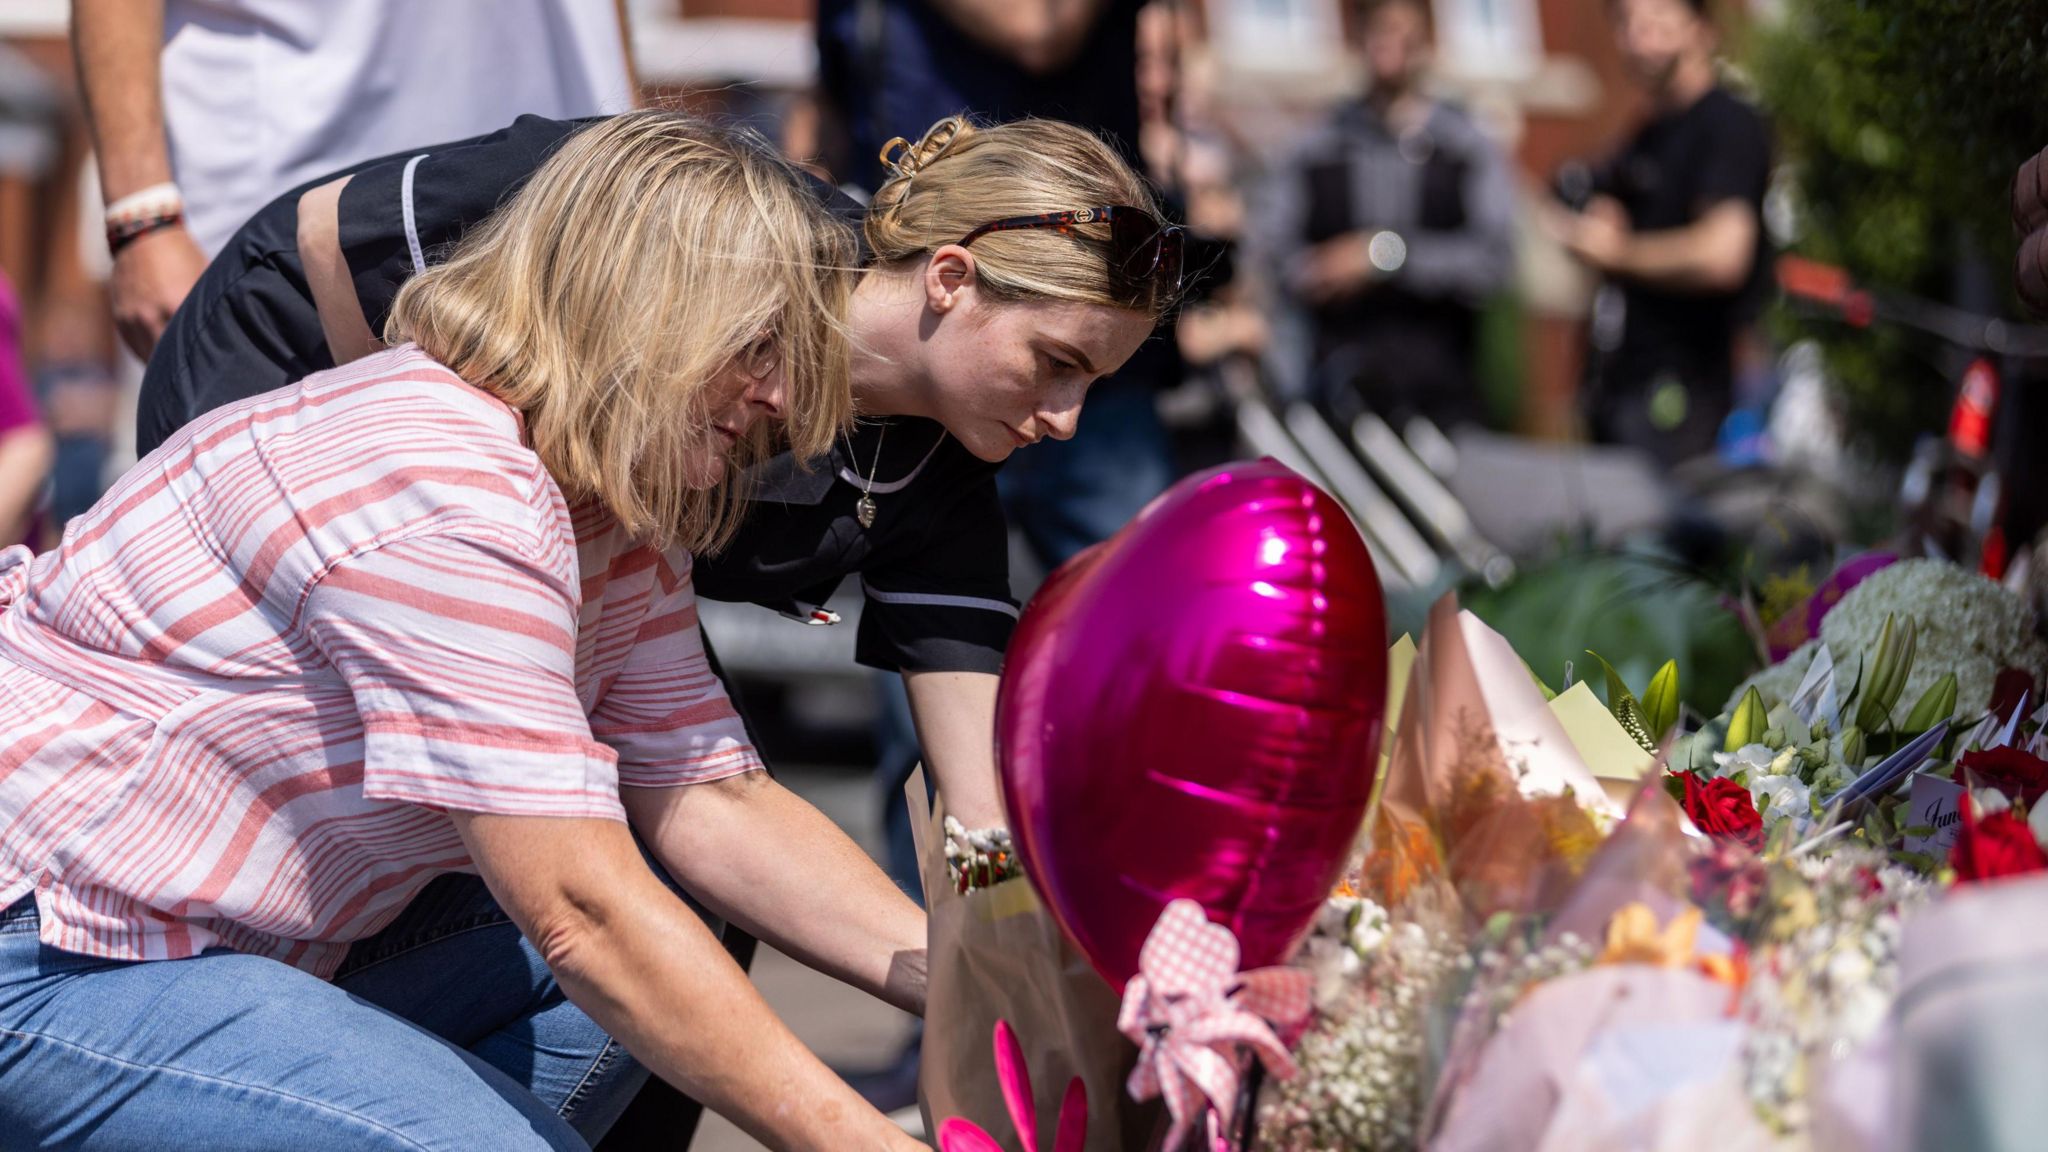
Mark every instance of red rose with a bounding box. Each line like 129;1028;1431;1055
1989;667;2040;725
1957;745;2048;809
1674;772;1765;851
1951;803;2048;883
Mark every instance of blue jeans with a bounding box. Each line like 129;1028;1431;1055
0;873;655;1150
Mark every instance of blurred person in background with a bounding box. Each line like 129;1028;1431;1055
0;272;52;548
1546;0;1772;462
70;0;636;363
1255;0;1514;434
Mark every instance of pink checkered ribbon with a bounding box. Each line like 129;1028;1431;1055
1118;899;1312;1150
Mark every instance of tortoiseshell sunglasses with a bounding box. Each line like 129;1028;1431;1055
956;205;1185;304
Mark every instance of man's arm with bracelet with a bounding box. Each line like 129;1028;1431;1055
72;0;208;360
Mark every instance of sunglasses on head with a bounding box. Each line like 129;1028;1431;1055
956;206;1184;306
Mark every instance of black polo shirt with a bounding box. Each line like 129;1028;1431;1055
138;115;1018;675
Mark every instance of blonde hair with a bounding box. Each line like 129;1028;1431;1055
387;111;858;553
866;116;1172;316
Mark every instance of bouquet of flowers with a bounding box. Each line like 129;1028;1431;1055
1251;595;1617;1151
1664;556;2046;869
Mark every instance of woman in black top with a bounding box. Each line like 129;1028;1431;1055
143;112;1181;835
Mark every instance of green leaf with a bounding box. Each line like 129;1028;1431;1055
1840;725;1867;769
1522;658;1558;702
1727;686;1768;752
1642;660;1681;744
1855;614;1918;732
1613;695;1658;754
1662;772;1689;806
1584;650;1638;715
1900;671;1959;734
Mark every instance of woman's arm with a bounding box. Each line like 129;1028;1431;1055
298;176;381;364
904;668;1006;828
593;548;925;1012
0;424;52;547
623;775;927;1014
454;809;924;1152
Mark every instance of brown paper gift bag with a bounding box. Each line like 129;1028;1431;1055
915;786;1163;1151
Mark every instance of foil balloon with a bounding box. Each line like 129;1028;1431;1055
997;459;1387;991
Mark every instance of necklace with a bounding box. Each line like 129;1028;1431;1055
854;422;887;528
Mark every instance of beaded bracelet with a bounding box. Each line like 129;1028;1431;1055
943;815;1024;894
107;209;185;256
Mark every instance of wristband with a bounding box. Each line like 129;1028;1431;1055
105;181;187;255
107;210;186;256
104;181;183;223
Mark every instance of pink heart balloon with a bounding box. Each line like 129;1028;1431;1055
998;459;1387;991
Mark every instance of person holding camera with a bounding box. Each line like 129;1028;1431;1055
1547;0;1773;462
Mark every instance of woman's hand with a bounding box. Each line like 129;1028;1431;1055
452;809;924;1151
625;773;929;1015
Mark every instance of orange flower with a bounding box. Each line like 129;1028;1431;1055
1698;944;1750;1014
1363;811;1440;907
1597;903;1702;968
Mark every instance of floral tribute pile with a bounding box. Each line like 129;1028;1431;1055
927;554;2048;1151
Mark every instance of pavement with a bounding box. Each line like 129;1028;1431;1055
689;765;925;1151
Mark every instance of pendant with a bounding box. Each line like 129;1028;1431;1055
856;494;877;528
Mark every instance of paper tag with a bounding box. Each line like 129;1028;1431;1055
1384;634;1418;756
1787;643;1837;728
1992;690;2032;749
1903;771;1966;857
1549;680;1656;783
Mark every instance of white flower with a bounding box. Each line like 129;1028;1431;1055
1317;895;1361;938
1837;983;1890;1043
1825;945;1873;989
1816;558;2048;724
1349;899;1391;956
1303;935;1361;1010
1715;743;1779;778
1750;774;1812;828
1974;789;2013;818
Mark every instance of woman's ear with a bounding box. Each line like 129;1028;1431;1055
924;244;979;314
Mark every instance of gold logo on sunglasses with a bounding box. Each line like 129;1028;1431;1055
1073;208;1097;223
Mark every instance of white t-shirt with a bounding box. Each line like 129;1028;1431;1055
162;0;635;255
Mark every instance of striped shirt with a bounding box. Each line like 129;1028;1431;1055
0;345;759;976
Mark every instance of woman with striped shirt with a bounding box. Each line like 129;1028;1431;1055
0;114;927;1151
